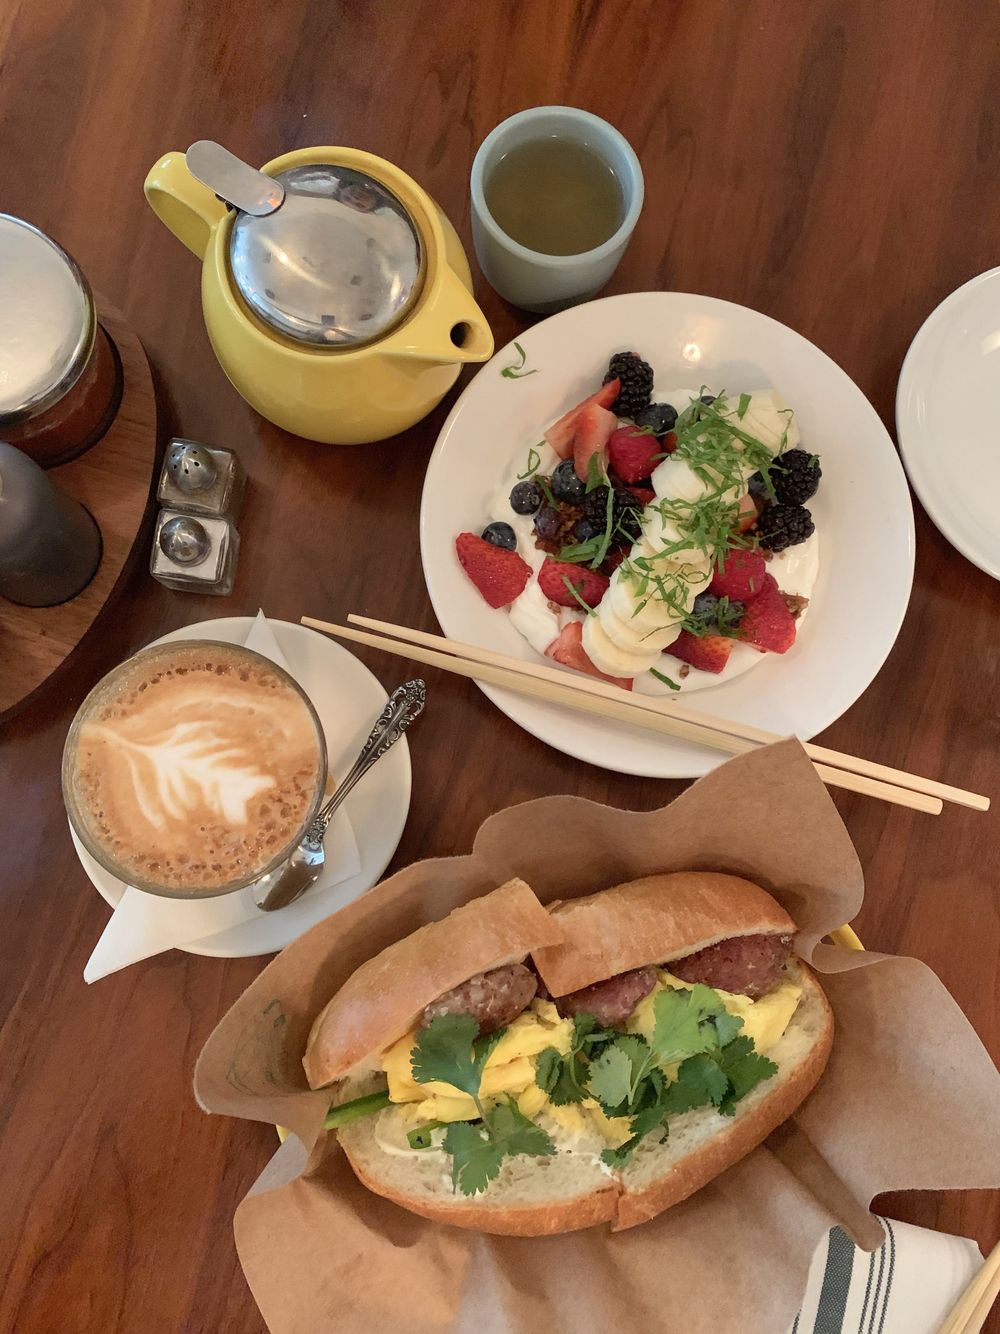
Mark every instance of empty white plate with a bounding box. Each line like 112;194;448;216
897;266;1000;580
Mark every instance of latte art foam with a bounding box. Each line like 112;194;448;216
69;643;324;892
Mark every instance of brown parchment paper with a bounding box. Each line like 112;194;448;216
194;740;1000;1334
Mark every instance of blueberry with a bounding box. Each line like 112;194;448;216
633;402;677;436
693;592;720;617
574;518;600;542
482;521;516;551
533;506;561;541
550;458;586;503
747;471;768;500
509;480;542;515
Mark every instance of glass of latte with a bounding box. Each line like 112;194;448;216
62;641;327;899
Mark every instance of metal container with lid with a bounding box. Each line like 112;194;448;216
185;142;424;349
0;215;121;468
144;142;494;445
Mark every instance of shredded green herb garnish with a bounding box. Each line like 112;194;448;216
649;667;681;690
517;445;542;479
500;341;538;379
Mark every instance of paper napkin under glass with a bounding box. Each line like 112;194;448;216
790;1218;984;1334
83;612;361;981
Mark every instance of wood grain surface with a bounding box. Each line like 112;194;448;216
0;300;158;716
1;2;998;1330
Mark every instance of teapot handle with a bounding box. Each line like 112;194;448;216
144;152;228;260
388;264;494;366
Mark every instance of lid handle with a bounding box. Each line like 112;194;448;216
185;141;285;217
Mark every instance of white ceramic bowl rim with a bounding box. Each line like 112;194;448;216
470;106;645;268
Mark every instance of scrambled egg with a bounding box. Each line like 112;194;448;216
379;971;801;1147
382;999;573;1123
628;968;801;1056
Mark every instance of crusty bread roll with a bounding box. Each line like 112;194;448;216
336;962;831;1235
303;878;563;1089
532;871;796;996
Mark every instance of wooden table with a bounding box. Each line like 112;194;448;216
2;2;998;1329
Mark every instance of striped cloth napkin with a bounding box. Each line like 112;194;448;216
791;1218;984;1333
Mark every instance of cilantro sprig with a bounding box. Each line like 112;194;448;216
410;1014;555;1195
534;986;778;1169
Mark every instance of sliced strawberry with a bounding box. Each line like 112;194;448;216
544;379;620;458
455;532;530;609
737;493;759;532
537;558;609;608
600;545;629;576
739;580;797;653
665;631;734;674
607;426;663;484
710;547;768;601
572;402;617;481
544;621;633;690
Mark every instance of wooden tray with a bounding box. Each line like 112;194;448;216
0;298;158;718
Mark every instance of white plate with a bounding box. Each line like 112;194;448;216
71;617;411;957
896;267;1000;580
421;291;914;778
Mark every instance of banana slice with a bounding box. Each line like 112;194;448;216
650;456;711;503
597;596;681;653
723;390;800;452
582;614;663;676
638;506;711;567
606;560;705;633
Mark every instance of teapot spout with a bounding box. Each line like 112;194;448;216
388;264;493;366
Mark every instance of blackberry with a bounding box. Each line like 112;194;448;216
551;458;586;503
582;485;642;541
771;449;821;506
482;522;516;551
574;517;601;543
509;480;542;515
757;503;815;553
582;485;612;527
603;351;654;418
614;487;643;541
632;401;677;436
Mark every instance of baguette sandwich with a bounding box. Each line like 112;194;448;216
304;872;833;1235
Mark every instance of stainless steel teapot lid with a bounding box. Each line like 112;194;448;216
185;141;423;348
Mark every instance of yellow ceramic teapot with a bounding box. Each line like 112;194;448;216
144;142;493;444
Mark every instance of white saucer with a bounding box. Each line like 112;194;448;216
897;267;1000;580
70;617;412;958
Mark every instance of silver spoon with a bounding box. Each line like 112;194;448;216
253;679;426;912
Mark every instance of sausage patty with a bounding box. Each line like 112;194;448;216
421;963;537;1034
556;965;657;1029
668;933;793;999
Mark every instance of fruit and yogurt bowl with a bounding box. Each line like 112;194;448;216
454;350;822;695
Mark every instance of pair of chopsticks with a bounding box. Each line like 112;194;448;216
940;1238;1000;1332
300;614;990;817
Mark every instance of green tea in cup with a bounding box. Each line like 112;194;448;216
484;136;625;257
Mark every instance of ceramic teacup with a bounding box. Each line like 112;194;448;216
470;106;644;314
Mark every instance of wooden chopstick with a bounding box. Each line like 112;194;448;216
300;616;943;815
343;614;989;814
939;1237;1000;1333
